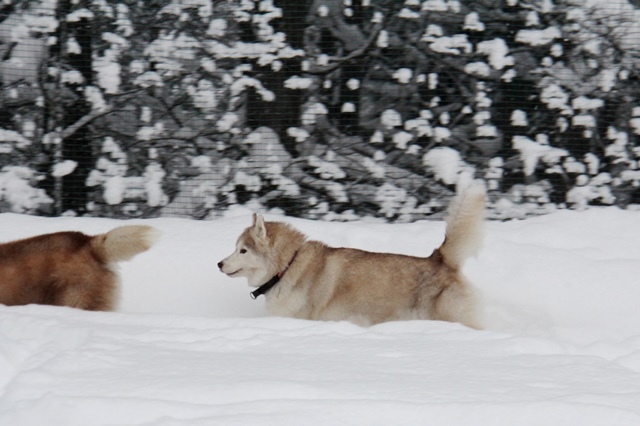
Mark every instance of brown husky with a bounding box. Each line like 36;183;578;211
218;183;486;328
0;225;158;311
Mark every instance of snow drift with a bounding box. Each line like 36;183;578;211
0;208;639;425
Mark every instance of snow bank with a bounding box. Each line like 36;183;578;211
1;208;640;424
1;306;640;426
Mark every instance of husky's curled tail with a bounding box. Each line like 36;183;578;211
90;225;159;264
438;183;486;270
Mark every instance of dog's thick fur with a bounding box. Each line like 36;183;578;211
218;183;486;328
0;225;158;311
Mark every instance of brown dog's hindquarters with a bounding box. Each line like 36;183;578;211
0;225;159;311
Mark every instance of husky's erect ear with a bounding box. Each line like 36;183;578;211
252;213;268;241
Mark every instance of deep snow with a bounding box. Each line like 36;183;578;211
1;207;640;425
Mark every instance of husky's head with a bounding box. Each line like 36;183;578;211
218;213;275;286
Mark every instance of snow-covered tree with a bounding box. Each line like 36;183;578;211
0;0;639;220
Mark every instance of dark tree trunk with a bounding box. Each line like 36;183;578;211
56;0;94;214
244;0;311;156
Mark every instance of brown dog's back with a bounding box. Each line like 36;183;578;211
0;225;157;311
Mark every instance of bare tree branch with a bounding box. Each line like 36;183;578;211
59;107;114;140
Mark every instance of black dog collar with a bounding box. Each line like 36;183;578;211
250;251;298;299
250;274;280;299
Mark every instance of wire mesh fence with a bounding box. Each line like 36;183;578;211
0;0;639;221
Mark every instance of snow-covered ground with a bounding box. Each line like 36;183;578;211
1;207;640;425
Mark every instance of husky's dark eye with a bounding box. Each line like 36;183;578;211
239;248;247;254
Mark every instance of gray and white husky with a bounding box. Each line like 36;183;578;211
218;182;486;328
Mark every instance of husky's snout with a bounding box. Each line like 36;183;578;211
218;259;240;276
217;259;231;274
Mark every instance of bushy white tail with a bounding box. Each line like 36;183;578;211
91;225;159;263
438;182;486;269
